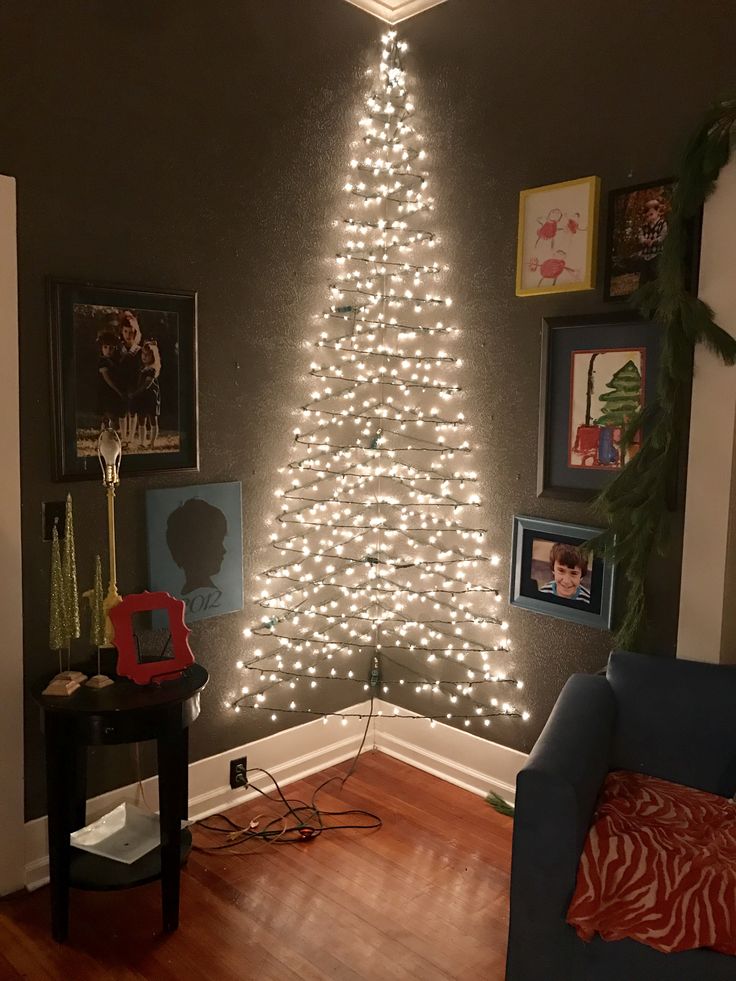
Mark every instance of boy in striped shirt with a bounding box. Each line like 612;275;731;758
538;543;591;603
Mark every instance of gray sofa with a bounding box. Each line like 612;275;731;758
505;650;736;981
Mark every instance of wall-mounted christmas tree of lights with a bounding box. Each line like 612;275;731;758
229;31;527;734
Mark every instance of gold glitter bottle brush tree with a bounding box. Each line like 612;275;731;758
83;554;114;689
42;495;86;695
61;492;85;683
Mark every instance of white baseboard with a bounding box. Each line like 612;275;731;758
24;700;526;890
374;703;526;800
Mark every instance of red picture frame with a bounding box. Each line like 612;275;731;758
110;591;195;685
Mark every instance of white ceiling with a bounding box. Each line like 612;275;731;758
343;0;448;24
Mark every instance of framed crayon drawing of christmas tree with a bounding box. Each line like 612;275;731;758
537;313;662;500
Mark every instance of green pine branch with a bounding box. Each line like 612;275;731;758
486;791;515;817
592;100;736;649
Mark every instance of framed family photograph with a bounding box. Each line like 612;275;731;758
537;313;661;500
510;515;615;629
603;178;701;301
516;175;600;297
49;279;198;479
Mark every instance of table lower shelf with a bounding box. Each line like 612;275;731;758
68;827;192;891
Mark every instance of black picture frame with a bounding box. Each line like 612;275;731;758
602;178;702;302
49;279;199;480
510;515;615;630
537;312;661;500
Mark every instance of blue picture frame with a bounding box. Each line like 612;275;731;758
510;515;615;629
146;481;243;626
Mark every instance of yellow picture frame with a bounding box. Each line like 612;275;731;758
515;176;600;297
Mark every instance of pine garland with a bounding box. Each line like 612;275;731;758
486;791;515;817
592;100;736;648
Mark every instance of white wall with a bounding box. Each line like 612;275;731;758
0;174;25;895
678;160;736;664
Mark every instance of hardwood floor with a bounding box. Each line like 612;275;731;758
0;751;513;980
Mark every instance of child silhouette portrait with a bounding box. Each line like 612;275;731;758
147;481;243;626
166;498;228;595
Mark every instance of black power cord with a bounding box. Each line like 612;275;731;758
193;699;381;854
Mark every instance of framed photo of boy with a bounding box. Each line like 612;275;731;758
602;178;701;301
537;313;661;500
510;515;615;629
515;175;600;297
49;279;198;479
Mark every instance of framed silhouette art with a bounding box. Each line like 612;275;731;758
145;481;244;625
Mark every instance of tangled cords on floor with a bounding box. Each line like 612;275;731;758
192;700;381;853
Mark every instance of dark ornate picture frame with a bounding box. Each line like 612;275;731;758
537;313;661;500
602;178;702;302
510;515;615;630
49;279;198;480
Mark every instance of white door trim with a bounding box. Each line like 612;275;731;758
677;160;736;664
0;173;25;896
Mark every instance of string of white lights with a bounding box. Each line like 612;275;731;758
228;31;527;731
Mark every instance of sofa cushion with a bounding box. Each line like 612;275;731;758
567;770;736;956
607;650;736;795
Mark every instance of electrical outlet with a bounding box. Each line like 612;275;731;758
229;756;248;790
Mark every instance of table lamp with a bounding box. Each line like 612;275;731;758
98;426;123;646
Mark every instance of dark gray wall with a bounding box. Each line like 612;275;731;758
1;0;733;820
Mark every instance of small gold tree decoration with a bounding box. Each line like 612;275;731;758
89;555;107;647
43;514;86;696
62;493;81;650
48;524;65;674
59;493;86;685
84;554;114;689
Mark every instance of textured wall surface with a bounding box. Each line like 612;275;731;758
1;0;733;820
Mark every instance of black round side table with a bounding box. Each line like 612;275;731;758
31;663;208;942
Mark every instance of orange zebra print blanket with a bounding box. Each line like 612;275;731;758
567;770;736;955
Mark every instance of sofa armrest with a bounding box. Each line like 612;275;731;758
505;674;616;981
522;673;616;839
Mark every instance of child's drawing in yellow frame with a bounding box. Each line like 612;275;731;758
516;176;600;296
